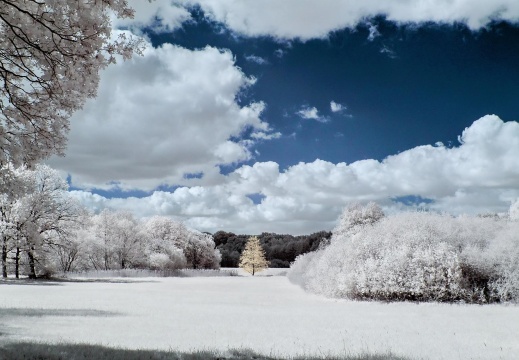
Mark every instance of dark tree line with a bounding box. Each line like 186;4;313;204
213;231;331;268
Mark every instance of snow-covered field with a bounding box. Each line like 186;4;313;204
0;270;518;360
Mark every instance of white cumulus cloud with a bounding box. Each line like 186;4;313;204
49;41;276;191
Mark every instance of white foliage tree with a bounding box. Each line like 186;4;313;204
88;209;118;270
289;202;385;291
333;201;385;239
110;211;144;269
510;198;519;221
142;216;220;270
183;230;221;270
87;209;144;270
142;216;187;270
0;165;32;277
6;164;85;278
239;236;268;276
53;219;90;273
0;0;144;165
484;221;519;301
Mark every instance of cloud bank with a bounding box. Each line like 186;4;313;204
179;0;519;39
111;1;519;41
69;115;519;234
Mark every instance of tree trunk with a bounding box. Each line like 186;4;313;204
2;237;7;278
28;248;37;279
252;264;255;276
104;251;109;270
15;247;20;279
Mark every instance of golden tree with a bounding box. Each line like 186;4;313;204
239;236;268;275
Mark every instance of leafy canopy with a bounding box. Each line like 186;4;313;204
0;0;144;165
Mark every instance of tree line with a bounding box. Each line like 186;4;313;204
0;164;221;278
213;230;331;268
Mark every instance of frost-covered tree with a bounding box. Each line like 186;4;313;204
0;0;144;165
0;164;85;278
110;211;144;269
0;165;32;277
53;220;90;273
142;216;220;270
86;209;144;270
142;216;187;270
239;236;268;276
333;202;384;239
510;198;519;221
87;209;117;270
183;230;221;269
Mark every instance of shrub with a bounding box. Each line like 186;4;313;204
289;208;518;303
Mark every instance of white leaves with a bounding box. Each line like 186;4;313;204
0;0;142;165
289;209;519;302
0;163;86;276
142;215;220;269
510;199;519;221
333;202;384;239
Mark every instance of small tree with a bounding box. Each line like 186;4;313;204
239;236;268;276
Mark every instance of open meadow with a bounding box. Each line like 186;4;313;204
1;270;518;360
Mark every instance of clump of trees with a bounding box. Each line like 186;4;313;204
76;212;221;273
1;164;85;278
0;165;221;278
239;236;268;275
213;231;331;268
289;202;519;303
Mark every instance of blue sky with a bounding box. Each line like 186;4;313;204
49;1;519;234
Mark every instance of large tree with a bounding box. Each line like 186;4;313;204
13;164;85;278
143;216;220;270
0;165;31;277
142;216;188;270
0;0;143;165
182;230;221;270
0;164;85;278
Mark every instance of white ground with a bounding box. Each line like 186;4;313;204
0;269;518;360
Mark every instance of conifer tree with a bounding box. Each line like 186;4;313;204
239;236;268;276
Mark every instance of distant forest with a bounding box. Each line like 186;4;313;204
212;231;332;268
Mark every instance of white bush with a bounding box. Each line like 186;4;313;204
333;201;384;239
486;221;519;301
289;208;519;303
510;198;519;221
149;249;186;270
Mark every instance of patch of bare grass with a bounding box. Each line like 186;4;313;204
0;342;414;360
